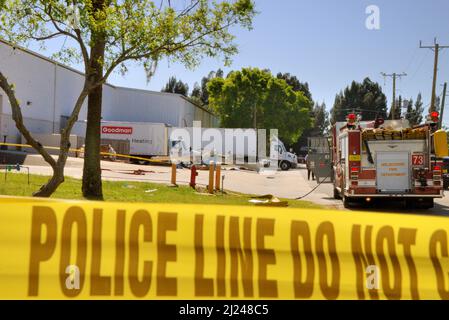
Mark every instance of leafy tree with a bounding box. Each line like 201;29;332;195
215;69;225;79
276;72;312;102
313;102;330;135
191;69;224;106
0;0;255;198
405;98;414;124
331;78;387;123
291;102;329;154
274;72;315;152
405;93;424;126
191;83;202;103
414;93;425;124
162;76;189;96
208;68;312;144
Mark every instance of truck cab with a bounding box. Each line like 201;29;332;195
271;137;297;170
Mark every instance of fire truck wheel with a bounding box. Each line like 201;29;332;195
420;198;434;209
405;199;415;209
333;187;341;199
280;161;290;171
342;195;352;208
408;198;434;209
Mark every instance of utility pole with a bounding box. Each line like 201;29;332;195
420;38;449;112
253;104;257;129
440;82;447;129
381;72;407;119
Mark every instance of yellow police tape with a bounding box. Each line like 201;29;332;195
0;142;168;164
0;196;449;300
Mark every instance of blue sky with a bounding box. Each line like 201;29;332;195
31;0;449;122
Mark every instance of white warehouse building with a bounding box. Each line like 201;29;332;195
0;39;219;144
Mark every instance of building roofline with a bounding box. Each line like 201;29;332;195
111;85;215;116
113;85;182;97
0;38;86;76
179;95;215;116
0;38;216;116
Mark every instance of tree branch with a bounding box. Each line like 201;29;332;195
123;20;235;61
61;81;93;143
0;71;57;169
30;32;67;41
47;12;78;42
74;29;90;70
175;0;200;20
98;18;235;86
44;3;90;70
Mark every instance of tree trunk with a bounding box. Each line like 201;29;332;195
82;84;103;199
34;139;71;197
82;25;106;200
33;163;65;197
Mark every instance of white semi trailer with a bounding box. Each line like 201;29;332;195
168;127;297;170
74;120;297;169
99;121;169;158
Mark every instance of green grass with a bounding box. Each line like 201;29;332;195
0;172;322;209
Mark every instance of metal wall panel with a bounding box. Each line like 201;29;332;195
0;41;219;145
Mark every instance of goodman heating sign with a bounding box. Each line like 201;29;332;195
101;126;133;135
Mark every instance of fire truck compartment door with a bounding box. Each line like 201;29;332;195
376;152;410;192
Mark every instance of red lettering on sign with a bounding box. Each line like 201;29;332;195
101;126;133;135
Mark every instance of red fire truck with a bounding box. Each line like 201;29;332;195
331;112;445;209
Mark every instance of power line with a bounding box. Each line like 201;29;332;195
409;50;430;80
403;46;420;74
419;38;449;113
381;72;407;119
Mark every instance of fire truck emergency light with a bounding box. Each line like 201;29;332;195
430;111;439;122
347;113;356;122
